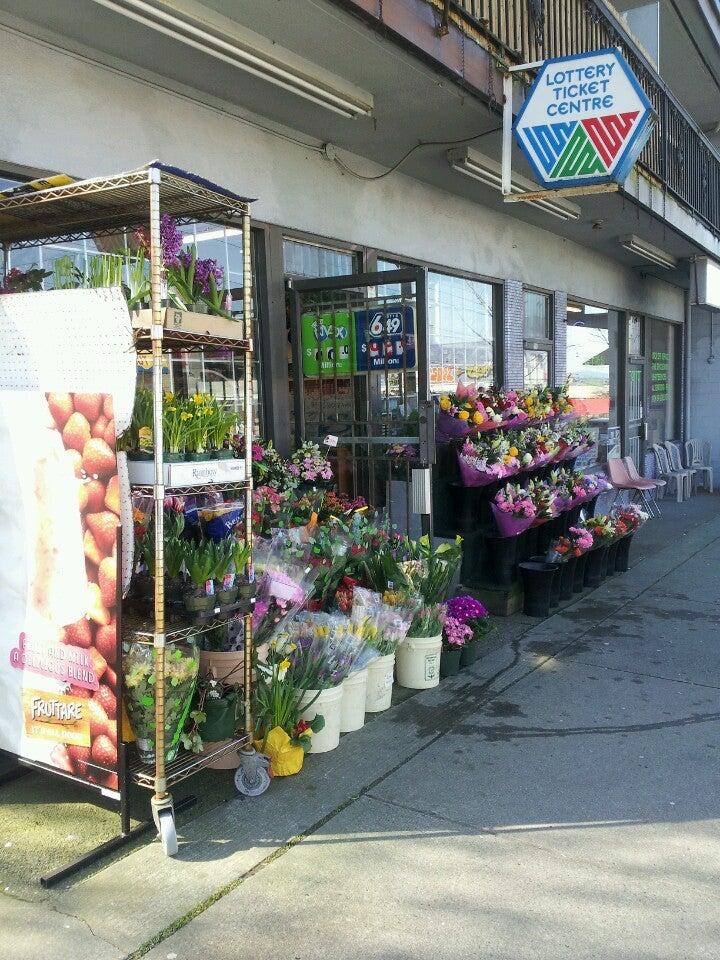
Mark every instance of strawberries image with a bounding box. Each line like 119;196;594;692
88;697;110;739
84;479;106;513
77;482;89;512
73;393;103;423
87;582;111;626
104;475;120;516
82;438;116;479
68;684;93;700
91;735;117;770
94;622;117;665
64;617;94;648
104;665;118;694
65;448;84;479
102;395;114;419
91;414;108;439
103;419;116;446
86;512;119;553
98;556;117;607
84;529;103;567
62;412;91;453
67;745;92;778
94;683;117;720
47;392;74;429
89;647;108;680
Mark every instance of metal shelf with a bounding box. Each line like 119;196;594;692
133;328;252;352
129;735;252;790
125;603;253;644
130;480;251;497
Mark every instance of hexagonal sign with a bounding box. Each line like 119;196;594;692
514;48;655;189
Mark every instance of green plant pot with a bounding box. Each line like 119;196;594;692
215;449;235;460
236;581;256;601
184;592;215;614
186;451;209;462
217;586;239;606
440;648;462;678
198;691;239;742
459;640;479;668
128;450;154;461
164;451;185;462
123;639;199;764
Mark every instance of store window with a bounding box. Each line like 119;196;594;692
524;290;552;387
648;319;678;443
427;271;496;394
283;238;355;279
566;302;619;461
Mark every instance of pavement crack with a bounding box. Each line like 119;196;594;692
50;903;121;952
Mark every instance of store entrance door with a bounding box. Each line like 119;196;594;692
288;267;434;536
626;361;646;468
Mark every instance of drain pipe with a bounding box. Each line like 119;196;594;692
684;262;696;444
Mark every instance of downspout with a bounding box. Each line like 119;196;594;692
683;287;691;443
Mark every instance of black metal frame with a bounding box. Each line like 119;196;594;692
288;266;434;535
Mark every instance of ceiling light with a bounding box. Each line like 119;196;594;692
566;304;583;313
448;147;581;222
90;0;374;118
620;235;677;270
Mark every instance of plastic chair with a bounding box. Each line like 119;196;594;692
622;456;665;517
664;441;695;497
685;438;714;492
652;444;687;502
606;457;662;517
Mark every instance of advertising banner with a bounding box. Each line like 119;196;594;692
514;48;655;189
301;310;353;377
0;289;135;796
353;304;416;372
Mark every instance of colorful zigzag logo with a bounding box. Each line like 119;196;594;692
521;111;639;179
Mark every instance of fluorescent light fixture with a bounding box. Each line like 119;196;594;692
182;227;241;244
90;0;374;118
566;304;583;313
448;146;581;222
620;234;677;270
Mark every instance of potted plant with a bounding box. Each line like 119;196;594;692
583;515;614;587
122;387;154;460
210;539;236;607
184;394;213;461
209;400;237;459
162;393;189;462
440;612;472;677
233;540;254;601
183;539;216;613
446;595;492;667
123;639;199;764
398;603;445;688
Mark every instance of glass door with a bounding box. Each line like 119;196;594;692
626;362;646;468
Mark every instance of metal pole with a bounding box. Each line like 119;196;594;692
242;212;254;742
502;72;514;197
149;169;167;797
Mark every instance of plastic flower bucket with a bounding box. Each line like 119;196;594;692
340;669;368;733
396;635;442;690
365;653;396;713
300;685;344;753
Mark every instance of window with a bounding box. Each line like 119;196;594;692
524;289;552;387
628;314;643;357
283;238;355;279
427;271;496;394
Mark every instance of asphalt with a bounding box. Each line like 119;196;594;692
2;492;720;959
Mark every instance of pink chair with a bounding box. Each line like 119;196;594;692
605;458;662;517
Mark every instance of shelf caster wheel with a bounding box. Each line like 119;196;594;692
235;749;270;796
158;810;178;857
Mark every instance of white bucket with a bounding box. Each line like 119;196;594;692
300;685;344;753
340;669;368;733
395;634;442;689
365;653;396;713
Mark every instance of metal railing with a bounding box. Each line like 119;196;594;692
452;0;720;235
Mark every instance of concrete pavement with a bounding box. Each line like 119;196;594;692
3;498;720;959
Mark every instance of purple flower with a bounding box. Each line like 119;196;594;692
446;595;488;622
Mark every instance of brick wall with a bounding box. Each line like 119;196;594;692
553;291;568;387
502;279;524;389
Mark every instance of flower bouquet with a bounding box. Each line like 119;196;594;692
491;483;537;536
288;441;334;490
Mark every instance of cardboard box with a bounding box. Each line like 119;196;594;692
132;308;247;342
128;457;246;487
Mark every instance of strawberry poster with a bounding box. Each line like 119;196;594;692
0;289;135;796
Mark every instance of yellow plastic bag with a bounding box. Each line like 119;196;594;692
258;727;305;777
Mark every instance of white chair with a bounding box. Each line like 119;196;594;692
652;444;687;502
685;438;714;492
664;441;695;497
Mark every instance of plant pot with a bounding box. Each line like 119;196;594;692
396;634;442;689
163;451;185;463
558;556;577;601
165;575;185;607
606;540;620;576
439;647;462;678
217;585;239;606
300;685;344;753
215;449;235;460
573;553;588;593
184;591;215;614
485;534;519;587
199;648;244;685
123;639;199;764
614;533;634;573
127;450;154;461
584;544;609;588
198;691;239;742
365;653;395;713
186;451;209;462
460;640;479;668
236;580;256;602
340;669;368;733
519;561;559;618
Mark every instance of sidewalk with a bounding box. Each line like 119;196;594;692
3;496;720;959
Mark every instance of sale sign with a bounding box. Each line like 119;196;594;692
514;48;655;189
353;304;416;372
0;289;135;797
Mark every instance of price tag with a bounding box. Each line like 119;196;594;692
324;434;339;448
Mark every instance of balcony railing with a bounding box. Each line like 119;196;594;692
452;0;720;235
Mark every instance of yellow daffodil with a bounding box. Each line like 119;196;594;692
192;394;204;405
279;658;291;670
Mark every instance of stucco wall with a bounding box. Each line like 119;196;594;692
0;26;684;322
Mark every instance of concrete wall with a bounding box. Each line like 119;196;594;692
688;307;720;473
0;26;685;324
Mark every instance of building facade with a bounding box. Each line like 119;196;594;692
1;0;719;522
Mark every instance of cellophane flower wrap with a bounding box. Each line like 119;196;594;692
272;612;369;688
351;587;416;656
611;503;648;535
491;483;536;536
252;540;320;649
